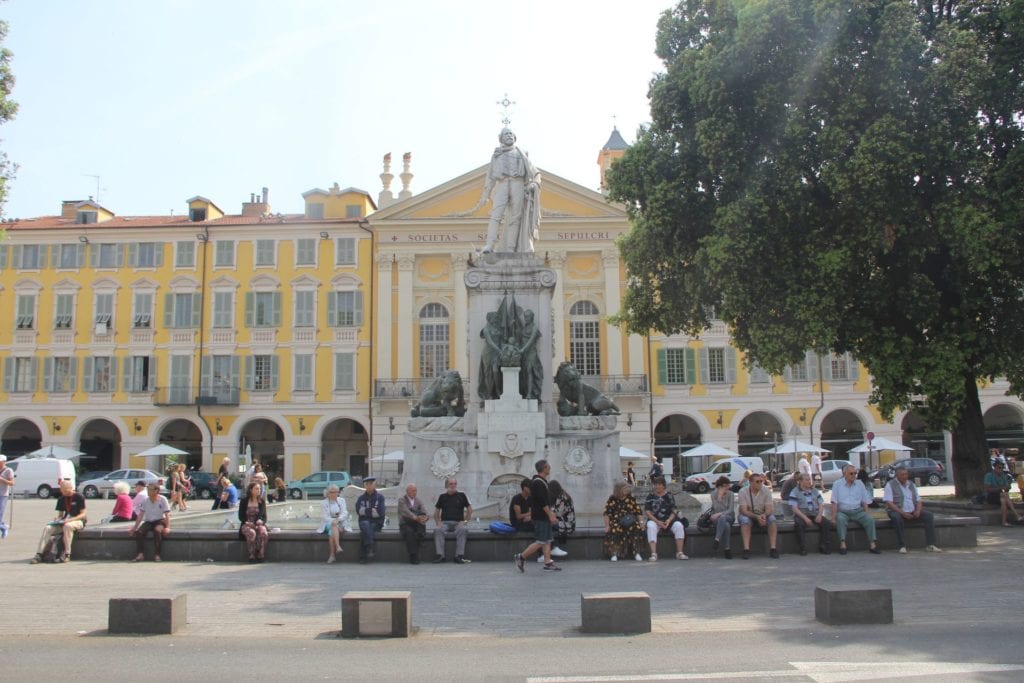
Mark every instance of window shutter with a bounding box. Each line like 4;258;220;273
244;292;254;328
684;348;696;385
243;356;252;391
83;357;94;392
327;292;338;327
231;356;241;392
699;347;710;385
123;357;135;392
272;292;282;327
110;356;119;390
164;294;175;328
806;351;818;380
335;353;354;391
783;365;792;382
11;245;21;269
849;355;860;380
0;244;7;268
148;355;157;391
2;358;12;392
657;348;667;386
200;356;212;393
48;245;57;268
128;243;138;266
354;291;363;325
725;347;737;384
69;358;78;392
191;293;202;328
117;244;125;267
43;357;54;392
270;354;280;390
29;357;37;392
154;243;164;267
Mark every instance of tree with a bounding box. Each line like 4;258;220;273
608;0;1024;496
0;15;17;214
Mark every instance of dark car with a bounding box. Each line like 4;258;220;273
868;457;945;486
187;471;221;500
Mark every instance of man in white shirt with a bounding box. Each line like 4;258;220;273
798;455;812;477
131;483;171;562
810;453;823;488
130;480;148;520
0;454;13;538
883;466;941;553
832;465;881;555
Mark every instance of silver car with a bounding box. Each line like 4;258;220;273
78;468;165;499
820;459;854;488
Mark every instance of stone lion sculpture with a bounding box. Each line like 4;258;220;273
553;361;620;416
411;370;466;418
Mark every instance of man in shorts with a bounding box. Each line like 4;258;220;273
513;460;561;572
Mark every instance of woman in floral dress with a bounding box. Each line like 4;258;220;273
602;481;646;561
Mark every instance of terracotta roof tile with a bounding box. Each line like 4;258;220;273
4;214;366;231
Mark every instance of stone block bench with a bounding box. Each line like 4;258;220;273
71;513;979;563
814;585;893;625
581;592;650;634
108;595;187;634
341;591;412;638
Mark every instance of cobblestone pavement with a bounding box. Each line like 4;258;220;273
1;498;1020;639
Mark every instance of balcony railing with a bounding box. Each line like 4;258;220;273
153;385;241;406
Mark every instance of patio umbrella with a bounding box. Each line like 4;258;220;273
619;446;649;460
847;437;912;453
759;440;831;455
23;444;85;460
135;443;190;458
679;442;743;458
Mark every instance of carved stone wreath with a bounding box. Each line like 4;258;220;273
563;446;593;475
430;446;461;479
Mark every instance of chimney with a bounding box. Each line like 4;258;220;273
241;187;271;217
378;152;395;208
398;152;413;200
61;200;84;219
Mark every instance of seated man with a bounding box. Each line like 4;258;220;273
131;483;171;562
397;483;429;564
355;476;385;563
433;477;473;564
984;461;1021;527
832;465;881;555
31;480;87;564
788;473;832;555
644;476;688;561
509;479;533;532
738;473;778;559
884;466;941;553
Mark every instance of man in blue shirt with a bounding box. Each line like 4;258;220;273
983;461;1021;527
356;477;386;563
788;473;832;555
831;465;881;555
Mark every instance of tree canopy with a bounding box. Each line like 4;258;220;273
608;0;1024;495
0;15;17;214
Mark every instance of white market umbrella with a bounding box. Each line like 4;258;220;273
619;446;649;460
135;443;190;458
679;442;743;458
848;437;912;453
23;444;85;460
760;440;831;455
380;450;404;462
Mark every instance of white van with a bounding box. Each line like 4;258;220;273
5;458;76;499
683;456;764;493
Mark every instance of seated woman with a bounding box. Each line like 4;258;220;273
548;480;575;559
109;481;134;523
602;481;645;562
238;482;268;562
708;475;736;559
319;484;349;564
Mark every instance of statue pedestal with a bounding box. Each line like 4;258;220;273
478;366;546;463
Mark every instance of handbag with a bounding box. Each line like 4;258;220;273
696;509;713;530
618;514;636;528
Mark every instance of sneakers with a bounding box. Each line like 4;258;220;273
543;562;562;571
609;555;618;562
648;554;658;562
514;553;525;573
898;546;908;554
634;553;643;562
769;548;779;559
675;552;689;560
454;556;471;564
925;545;942;552
537;555;545;563
30;554;41;564
838;545;848;555
432;555;445;564
550;546;568;557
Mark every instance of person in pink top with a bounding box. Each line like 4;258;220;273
109;481;134;523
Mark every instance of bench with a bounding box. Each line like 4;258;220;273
581;592;651;634
814;586;892;625
341;591;412;637
108;595;187;634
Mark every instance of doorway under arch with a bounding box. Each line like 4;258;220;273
820;409;865;464
238;419;285;484
654;414;702;477
984;404;1024;458
0;418;42;458
156;419;203;472
901;411;947;468
78;419;122;471
321;418;369;478
736;411;783;459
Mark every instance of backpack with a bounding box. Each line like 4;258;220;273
489;521;517;535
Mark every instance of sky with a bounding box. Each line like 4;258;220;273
0;0;670;219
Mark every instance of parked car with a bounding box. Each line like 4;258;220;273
78;469;166;499
76;470;111;485
683;457;766;493
867;458;945;486
287;471;351;499
187;471;220;499
820;459;855;489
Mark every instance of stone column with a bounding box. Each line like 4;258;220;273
396;254;416;379
548;250;567;363
451;253;469;377
376;253;394;380
602;250;624;376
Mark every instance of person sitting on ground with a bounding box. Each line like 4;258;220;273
509;479;533;532
130;482;170;562
398;483;429;564
883;466;941;553
355;476;386;564
109;481;134;523
217;475;239;510
832;465;881;555
708;476;736;558
644;476;688;561
738;472;779;559
319;484;348;564
983;460;1022;527
238;482;268;562
602;481;646;562
545;480;574;560
31;480;87;564
789;473;832;555
433;477;473;564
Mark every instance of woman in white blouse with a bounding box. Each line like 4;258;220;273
319;484;349;564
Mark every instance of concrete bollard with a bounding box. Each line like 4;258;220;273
581;592;651;634
814;586;892;625
108;595;187;634
341;591;412;637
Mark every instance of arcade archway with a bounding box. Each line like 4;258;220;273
78;419;122;471
0;418;42;458
654;414;702;477
321;418;369;478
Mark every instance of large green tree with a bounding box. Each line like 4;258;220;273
0;15;16;214
608;0;1024;496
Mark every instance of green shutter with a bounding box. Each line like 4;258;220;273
698;347;709;385
270;354;280;390
3;358;13;392
850;355;860;380
29;357;38;392
69;358;78;392
0;244;7;269
191;293;202;328
244;292;254;328
43;357;54;392
155;243;164;267
127;243;138;267
272;292;282;327
110;357;119;391
335;353;354;391
354;291;364;325
725;348;737;384
657;348;667;386
117;244;126;267
243;356;252;391
148;355;157;391
83;357;94;393
327;292;337;327
123;357;134;392
684;349;696;385
164;293;175;328
11;245;21;269
231;356;241;393
200;355;211;393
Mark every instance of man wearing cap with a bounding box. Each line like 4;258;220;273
433;478;473;564
0;454;13;538
355;476;386;563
